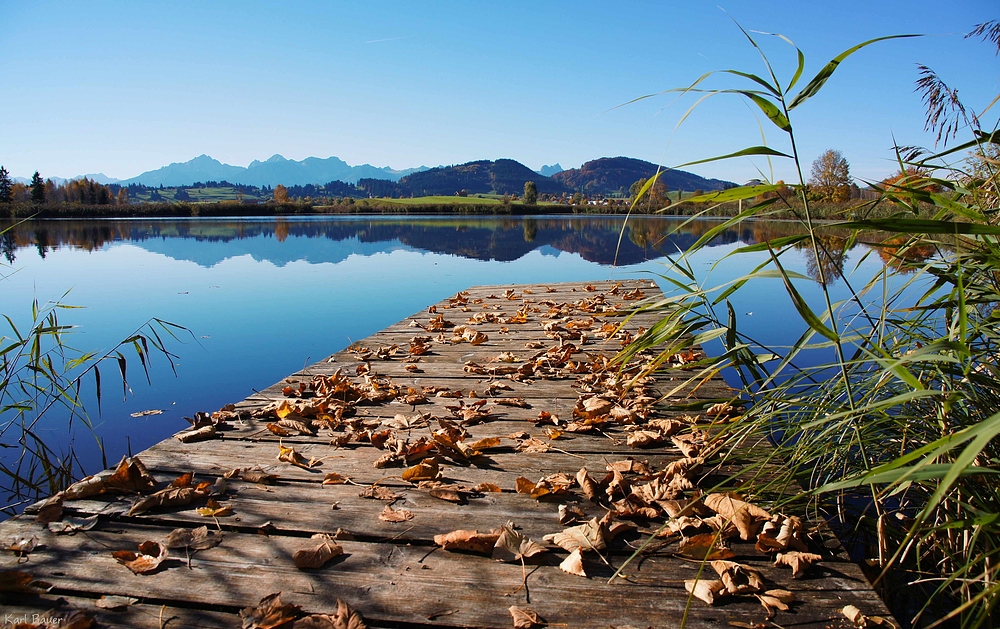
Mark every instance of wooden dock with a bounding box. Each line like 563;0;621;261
0;280;892;628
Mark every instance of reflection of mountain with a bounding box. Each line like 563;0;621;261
5;217;763;268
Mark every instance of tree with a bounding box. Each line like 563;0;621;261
30;171;45;203
117;188;130;205
629;176;669;211
808;150;851;202
0;166;12;203
274;184;289;203
523;181;538;205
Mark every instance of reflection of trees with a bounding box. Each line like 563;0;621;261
1;231;15;264
875;236;937;274
799;235;848;286
0;217;905;272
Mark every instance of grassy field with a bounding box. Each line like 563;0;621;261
355;195;503;206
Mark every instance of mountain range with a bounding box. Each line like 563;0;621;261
15;154;735;196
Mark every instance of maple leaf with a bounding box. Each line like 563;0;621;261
278;444;319;469
165;526;224;551
293;599;367;629
433;529;501;555
774;551;822;578
492;524;547;562
358;485;399;501
293;534;344;569
509;606;541;629
240;592;302;629
112;540;168;575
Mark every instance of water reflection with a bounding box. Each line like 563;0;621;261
0;216;866;275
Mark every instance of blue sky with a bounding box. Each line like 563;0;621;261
1;0;996;185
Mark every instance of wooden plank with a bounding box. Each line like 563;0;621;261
1;521;885;629
0;279;895;629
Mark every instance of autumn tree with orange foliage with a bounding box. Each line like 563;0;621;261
808;149;851;202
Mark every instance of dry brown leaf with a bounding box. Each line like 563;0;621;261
558;504;586;525
112;540;168;574
711;560;764;595
323;472;351;485
756;514;808;553
775;551;822;578
509;606;541;629
293;599;367;629
559;548;588;577
402;459;439;482
164;525;224;551
677;533;735;561
358;485;399;501
429;487;465;503
493;524;547;562
543;518;606;552
266;423;292;437
576;467;599;502
33;493;65;524
475;482;502;493
5;535;38;555
240;592;302;629
703;493;772;541
197;499;233;517
626;430;663;448
469;437;502;450
684;578;726;605
175;424;218;443
756;589;795;619
95;595;139;610
226;466;280;485
378;505;414;523
278;444;318;469
515;477;536;494
48;515;99;534
128;487;198;516
293;534;344;570
434;529;500;555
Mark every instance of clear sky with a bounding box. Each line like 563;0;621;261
1;0;996;185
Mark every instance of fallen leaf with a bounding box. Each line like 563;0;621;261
197;499;234;517
112;540;168;574
774;551;822;578
278;444;319;469
434;529;500;555
559;548;588;577
402;459;439;482
576;468;599;502
509;605;541;629
379;505;414;523
0;568;50;593
293;534;343;569
703;493;771;541
323;472;351;485
684;578;727;605
33;493;64;524
95;595;139;610
175;424;218;443
240;593;302;629
429;488;466;503
130;409;163;417
267;423;292;437
164;525;224;551
756;514;808;553
677;533;735;561
475;482;502;493
711;560;764;595
358;485;399;501
755;589;794;619
293;599;367;629
226;466;280;485
493;524;547;562
543;518;606;552
558;504;586;525
5;535;38;555
128;486;199;516
48;515;99;534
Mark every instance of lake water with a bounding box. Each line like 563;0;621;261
0;215;892;507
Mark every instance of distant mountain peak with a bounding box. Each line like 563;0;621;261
264;154;287;163
538;163;564;177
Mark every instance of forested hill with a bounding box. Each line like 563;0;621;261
553;157;736;195
398;159;571;196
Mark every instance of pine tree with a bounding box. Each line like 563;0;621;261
30;171;45;203
0;166;12;203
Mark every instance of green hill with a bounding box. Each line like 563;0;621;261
398;159;570;196
552;157;736;195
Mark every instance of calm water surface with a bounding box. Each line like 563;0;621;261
0;215;892;497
